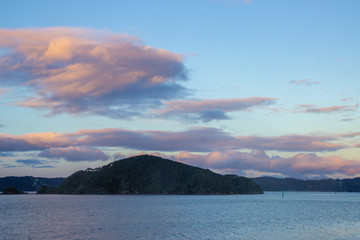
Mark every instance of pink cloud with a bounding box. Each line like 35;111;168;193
236;134;344;152
0;132;70;151
39;146;108;162
296;104;358;114
340;132;360;138
158;151;360;178
0;27;188;118
1;127;359;176
0;127;350;153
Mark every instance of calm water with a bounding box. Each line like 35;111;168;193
1;192;360;240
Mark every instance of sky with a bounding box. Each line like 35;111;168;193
0;0;359;179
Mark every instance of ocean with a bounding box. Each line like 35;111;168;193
1;192;360;240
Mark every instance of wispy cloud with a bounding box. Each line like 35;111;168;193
296;104;358;114
15;159;54;168
0;127;350;153
158;97;277;122
0;88;10;95
289;79;319;86
0;27;188;118
0;152;13;157
39;146;108;162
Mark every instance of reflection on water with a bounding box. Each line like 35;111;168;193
1;192;360;240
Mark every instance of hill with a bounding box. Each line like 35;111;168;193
39;155;263;194
0;176;65;192
253;177;360;192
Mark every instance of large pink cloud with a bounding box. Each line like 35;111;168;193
0;127;351;153
0;27;188;118
158;97;277;122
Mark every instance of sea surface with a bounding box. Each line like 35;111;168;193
1;192;360;240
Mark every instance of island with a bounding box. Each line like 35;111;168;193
37;154;263;194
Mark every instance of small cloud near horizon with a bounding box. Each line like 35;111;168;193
39;146;108;162
289;79;319;86
15;159;55;168
295;104;358;114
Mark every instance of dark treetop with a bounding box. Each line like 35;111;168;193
38;155;263;194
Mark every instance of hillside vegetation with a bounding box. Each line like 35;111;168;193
39;155;263;194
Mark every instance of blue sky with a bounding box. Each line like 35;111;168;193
0;0;359;179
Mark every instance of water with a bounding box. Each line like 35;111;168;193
1;192;360;240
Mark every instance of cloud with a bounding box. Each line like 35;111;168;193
340;132;360;138
198;110;230;122
0;132;70;151
296;104;358;114
0;152;14;157
0;27;188;118
236;134;344;152
341;118;355;122
0;124;4;128
1;127;358;177
289;79;319;86
15;159;54;168
158;97;277;122
159;151;360;179
39;146;108;162
0;127;349;153
0;88;10;95
74;127;236;152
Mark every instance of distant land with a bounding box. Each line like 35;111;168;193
0;176;65;192
37;155;263;194
253;177;360;192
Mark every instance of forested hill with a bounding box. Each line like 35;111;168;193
39;155;263;194
0;176;65;192
253;176;360;192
